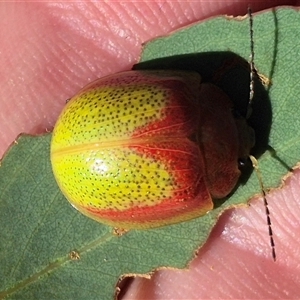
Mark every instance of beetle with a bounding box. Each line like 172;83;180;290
50;70;254;229
50;8;276;260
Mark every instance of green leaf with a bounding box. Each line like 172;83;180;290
1;8;299;300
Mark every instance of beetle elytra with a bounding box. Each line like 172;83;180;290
51;70;255;229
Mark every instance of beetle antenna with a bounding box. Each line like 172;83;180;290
247;6;255;119
249;156;276;261
248;8;276;261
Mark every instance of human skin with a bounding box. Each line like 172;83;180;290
1;1;300;299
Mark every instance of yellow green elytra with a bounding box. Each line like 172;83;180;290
50;70;254;229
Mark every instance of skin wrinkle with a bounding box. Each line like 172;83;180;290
118;2;161;36
119;7;157;42
158;3;178;28
170;2;193;25
134;3;163;28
